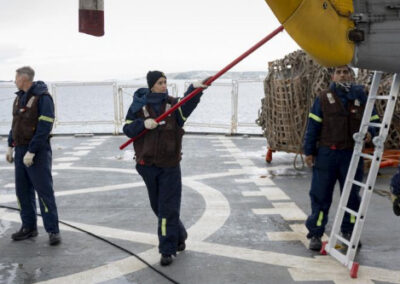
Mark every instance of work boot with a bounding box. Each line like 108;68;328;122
309;236;322;251
342;232;362;249
11;227;38;241
160;254;173;266
177;242;186;252
177;231;188;252
393;195;400;216
49;233;61;246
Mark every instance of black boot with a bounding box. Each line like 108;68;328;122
11;227;38;241
309;236;322;251
177;231;188;252
49;233;61;246
160;254;173;266
393;195;400;216
177;242;186;252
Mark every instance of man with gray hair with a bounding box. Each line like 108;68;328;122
6;66;61;245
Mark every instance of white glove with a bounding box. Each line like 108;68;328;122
6;147;14;163
144;119;158;130
23;151;35;167
192;80;208;89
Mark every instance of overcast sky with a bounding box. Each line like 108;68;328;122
0;0;299;81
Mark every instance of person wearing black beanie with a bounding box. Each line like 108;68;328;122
146;70;166;90
123;71;210;266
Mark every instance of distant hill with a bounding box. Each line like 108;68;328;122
166;71;267;80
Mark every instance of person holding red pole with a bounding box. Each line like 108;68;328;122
123;71;208;266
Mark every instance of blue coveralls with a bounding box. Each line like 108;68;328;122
304;83;380;238
8;81;59;234
391;166;400;196
123;85;202;255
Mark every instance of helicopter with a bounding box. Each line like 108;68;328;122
264;0;400;73
79;0;400;73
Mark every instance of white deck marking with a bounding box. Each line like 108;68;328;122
80;142;103;146
253;202;307;221
4;183;15;188
53;163;74;167
64;151;90;157
1;212;399;284
288;268;375;284
73;146;95;150
53;157;80;162
267;224;329;247
183;178;230;241
235;178;275;186
1;136;398;283
242;186;290;201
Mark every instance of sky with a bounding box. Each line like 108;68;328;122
0;0;299;81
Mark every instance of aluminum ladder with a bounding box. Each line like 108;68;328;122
321;71;400;278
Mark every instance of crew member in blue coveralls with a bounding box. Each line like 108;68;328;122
390;166;400;216
123;71;209;266
303;65;380;251
6;66;61;246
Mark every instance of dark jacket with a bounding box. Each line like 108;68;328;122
8;81;54;153
304;83;380;156
123;84;203;166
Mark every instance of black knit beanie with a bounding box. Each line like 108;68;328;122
146;71;166;89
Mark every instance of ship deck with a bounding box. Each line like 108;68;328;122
0;134;399;284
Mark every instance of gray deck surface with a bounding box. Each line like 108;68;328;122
0;134;399;284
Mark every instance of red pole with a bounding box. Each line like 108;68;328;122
119;25;284;150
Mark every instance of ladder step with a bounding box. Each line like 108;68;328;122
329;247;348;266
350;179;366;188
342;207;359;217
369;95;391;100
359;153;374;160
366;122;383;128
336;234;351;246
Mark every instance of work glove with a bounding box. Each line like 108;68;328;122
364;132;372;143
192;77;212;89
5;147;14;163
23;151;35;167
144;118;158;130
305;155;315;168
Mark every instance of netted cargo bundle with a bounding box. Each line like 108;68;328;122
357;70;400;149
257;50;332;153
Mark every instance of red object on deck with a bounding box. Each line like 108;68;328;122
119;25;285;150
266;148;274;163
320;241;327;255
350;262;359;278
363;148;400;168
79;0;104;37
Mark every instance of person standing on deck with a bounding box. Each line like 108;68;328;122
123;70;209;266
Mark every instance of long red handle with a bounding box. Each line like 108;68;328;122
119;25;284;150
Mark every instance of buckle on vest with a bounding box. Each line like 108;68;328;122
19;107;27;113
138;159;145;165
330;145;337;150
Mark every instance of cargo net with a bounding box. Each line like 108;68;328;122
257;50;333;154
357;70;400;149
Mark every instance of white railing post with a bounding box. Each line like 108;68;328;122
112;82;119;135
231;80;239;135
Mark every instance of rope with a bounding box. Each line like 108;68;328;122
0;205;179;284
